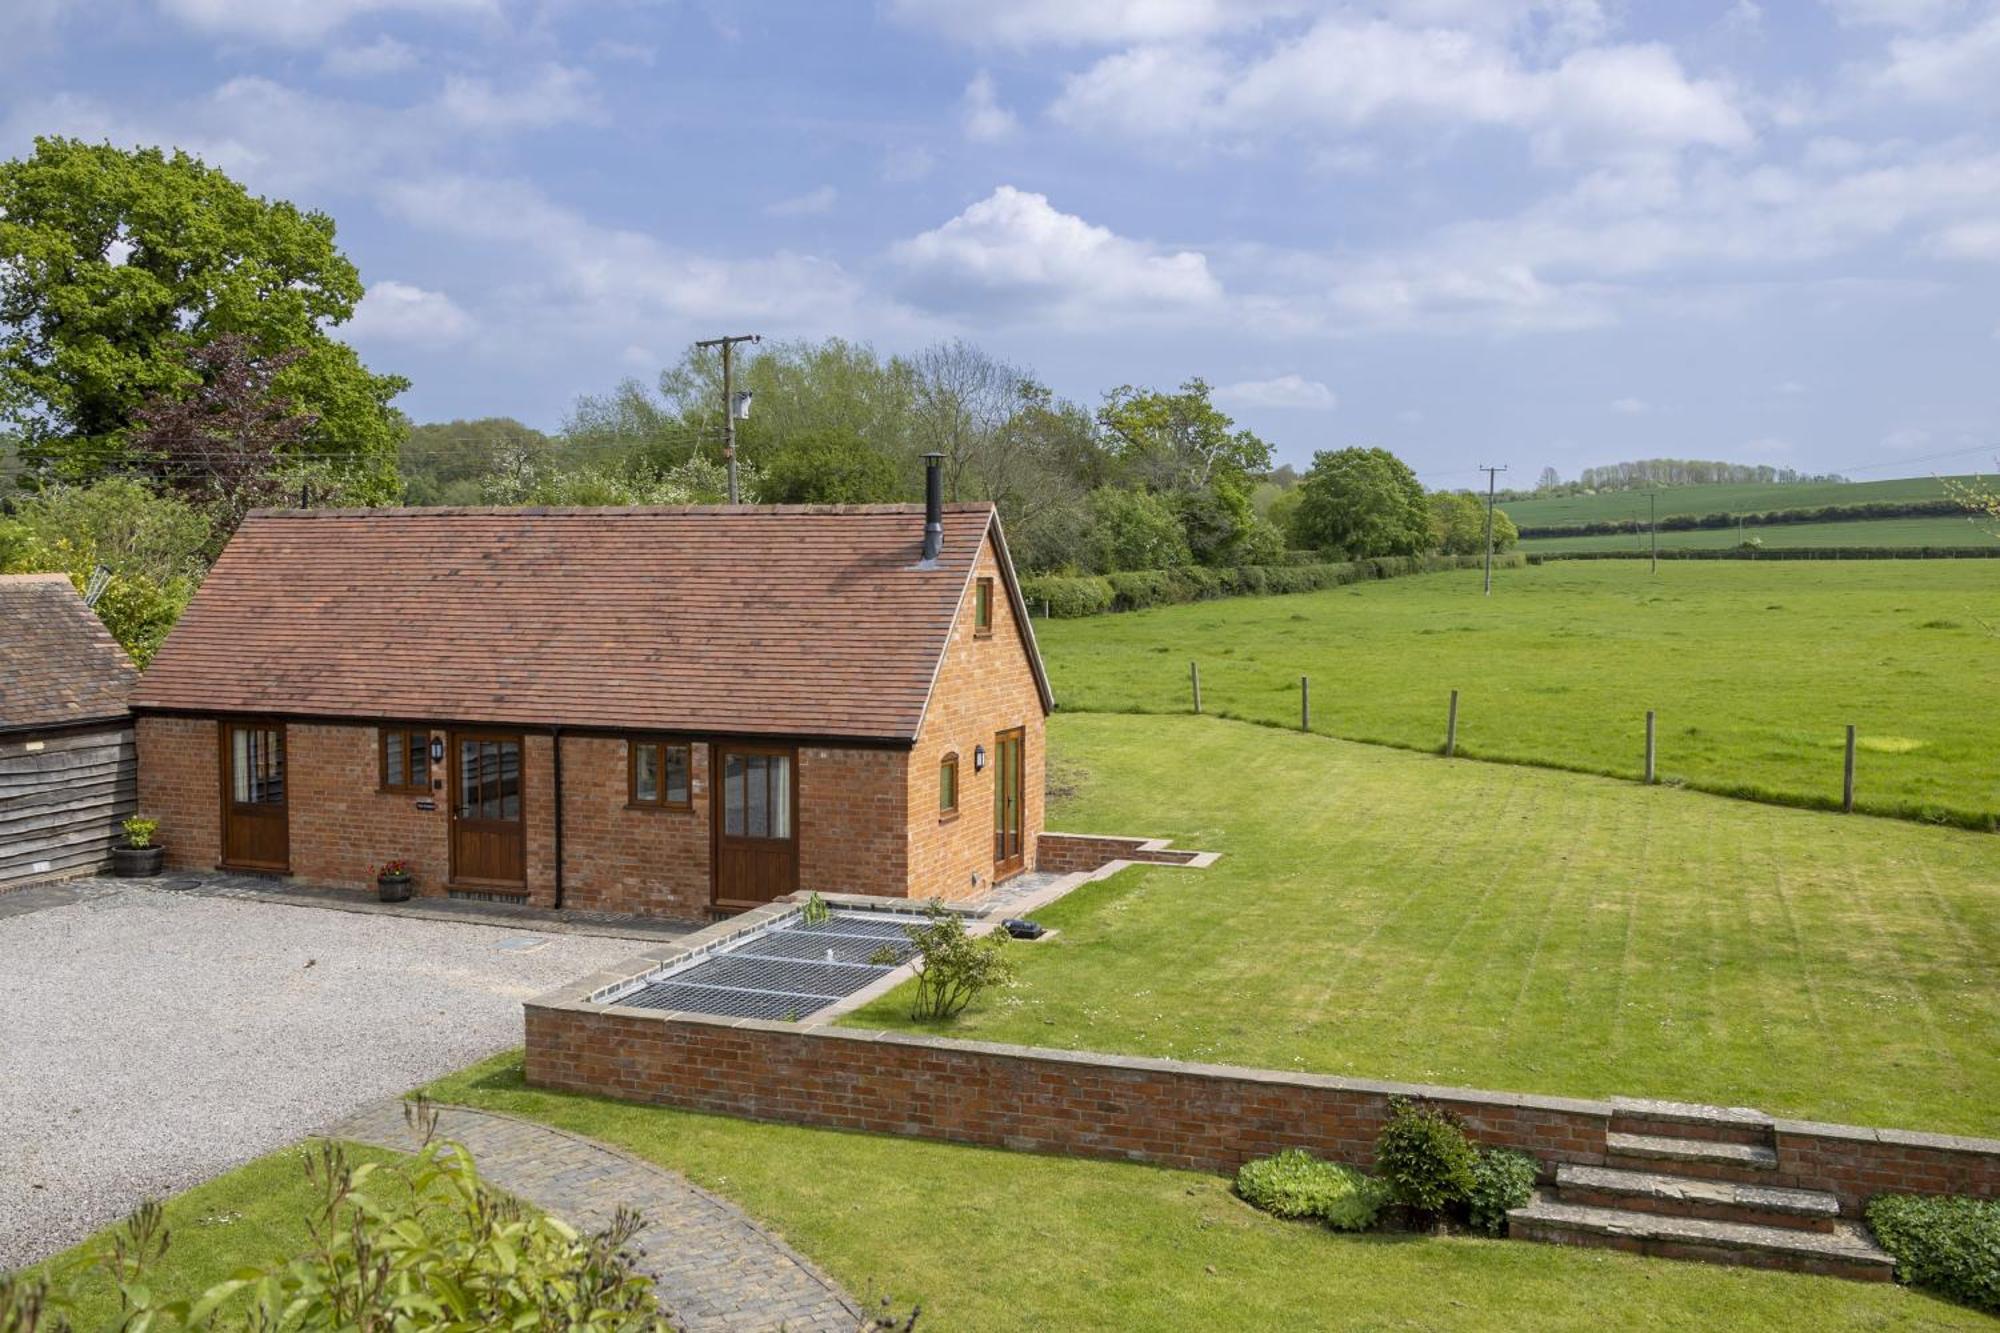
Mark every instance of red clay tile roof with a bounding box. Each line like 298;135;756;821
0;573;138;733
133;504;1051;742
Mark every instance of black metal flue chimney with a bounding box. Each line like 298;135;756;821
921;452;944;563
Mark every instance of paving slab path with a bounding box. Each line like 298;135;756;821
328;1100;864;1333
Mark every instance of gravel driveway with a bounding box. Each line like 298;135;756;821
0;881;650;1270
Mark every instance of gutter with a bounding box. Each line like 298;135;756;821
551;724;566;911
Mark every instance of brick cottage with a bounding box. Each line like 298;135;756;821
131;462;1052;918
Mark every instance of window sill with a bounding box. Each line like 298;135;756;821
626;801;694;813
938;810;960;824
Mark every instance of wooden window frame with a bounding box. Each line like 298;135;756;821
379;725;431;795
628;738;694;811
973;578;995;637
939;752;960;821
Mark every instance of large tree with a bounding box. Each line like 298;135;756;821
0;138;406;494
1291;447;1432;557
1097;378;1271;565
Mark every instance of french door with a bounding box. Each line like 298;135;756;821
993;727;1025;880
220;721;289;871
712;743;798;908
450;731;525;886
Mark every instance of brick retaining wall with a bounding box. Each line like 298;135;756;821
524;995;2000;1212
1035;832;1204;875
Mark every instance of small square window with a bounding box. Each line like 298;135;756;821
974;578;994;637
630;740;692;809
380;727;429;794
939;753;960;818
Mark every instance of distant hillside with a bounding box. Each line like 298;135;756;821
1503;474;1976;530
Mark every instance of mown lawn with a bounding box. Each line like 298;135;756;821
1034;560;2000;826
20;1143;409;1329
417;1054;1984;1332
851;713;2000;1137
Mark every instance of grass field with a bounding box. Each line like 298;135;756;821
1522;514;1995;553
26;1061;1981;1332
1035;560;2000;826
852;713;2000;1137
1498;473;1980;528
22;1143;409;1327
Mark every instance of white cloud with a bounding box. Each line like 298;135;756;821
1778;379;1808;394
1931;219;2000;258
1216;375;1338;410
437;64;601;131
1881;425;1932;450
884;0;1294;47
961;72;1019;142
379;174;884;334
1051;19;1752;161
891;185;1222;322
323;36;418;77
1872;10;2000;102
158;0;493;45
1610;396;1649;413
1824;0;1969;28
347;280;473;344
766;185;839;217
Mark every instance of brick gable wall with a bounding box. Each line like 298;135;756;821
906;533;1047;901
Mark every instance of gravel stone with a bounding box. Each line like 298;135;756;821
0;882;646;1270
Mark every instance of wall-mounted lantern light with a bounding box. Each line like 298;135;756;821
973;744;987;773
430;737;446;765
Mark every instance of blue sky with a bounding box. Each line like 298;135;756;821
3;1;1997;484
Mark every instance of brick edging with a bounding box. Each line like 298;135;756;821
523;1000;2000;1213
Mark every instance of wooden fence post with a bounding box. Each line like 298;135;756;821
1645;710;1656;785
1300;675;1311;730
1190;661;1202;715
1445;690;1459;757
1843;724;1856;813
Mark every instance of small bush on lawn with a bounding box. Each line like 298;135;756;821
1;1099;669;1331
1234;1150;1386;1231
1866;1193;2000;1312
1374;1097;1478;1217
905;901;1015;1021
1467;1148;1539;1235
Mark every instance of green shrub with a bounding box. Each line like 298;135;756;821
1467;1147;1539;1234
1020;574;1114;618
1374;1097;1477;1216
1234;1149;1385;1231
1867;1193;2000;1312
3;1100;670;1330
905;901;1015;1021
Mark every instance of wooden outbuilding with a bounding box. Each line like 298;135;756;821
0;573;140;886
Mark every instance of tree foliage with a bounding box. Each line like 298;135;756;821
1428;491;1517;556
757;429;904;504
0;137;405;495
1291;447;1432;557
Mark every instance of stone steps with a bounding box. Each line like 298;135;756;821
1605;1130;1779;1175
1555;1164;1839;1233
1508;1193;1894;1283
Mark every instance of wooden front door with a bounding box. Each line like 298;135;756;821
450;731;525;886
712;743;798;909
220;721;289;871
993;726;1025;880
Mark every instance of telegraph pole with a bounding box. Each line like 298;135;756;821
694;333;761;503
1649;491;1659;574
1478;464;1508;596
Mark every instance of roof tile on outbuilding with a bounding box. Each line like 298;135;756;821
0;573;139;734
133;504;1051;743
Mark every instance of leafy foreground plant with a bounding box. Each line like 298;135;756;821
0;1099;675;1332
905;902;1015;1021
1233;1150;1385;1231
1467;1148;1540;1235
1867;1193;2000;1314
1375;1097;1478;1220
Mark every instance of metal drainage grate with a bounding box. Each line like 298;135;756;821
605;910;926;1021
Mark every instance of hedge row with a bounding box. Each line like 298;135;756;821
1518;498;1970;539
1022;553;1521;617
1526;547;2000;564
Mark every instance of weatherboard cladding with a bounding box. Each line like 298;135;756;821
0;573;138;734
133;504;1024;741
